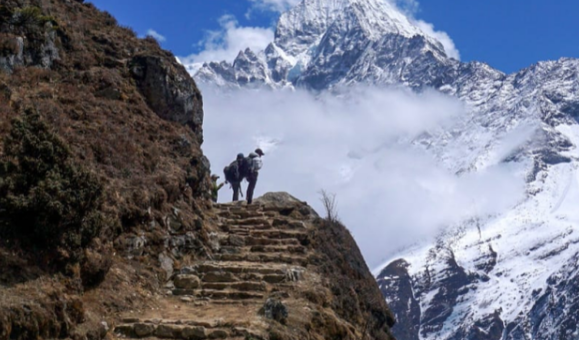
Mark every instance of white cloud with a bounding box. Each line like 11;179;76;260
146;29;166;42
384;0;461;60
416;20;461;60
247;0;302;13
179;15;274;69
201;85;525;268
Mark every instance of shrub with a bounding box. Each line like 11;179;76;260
319;189;340;223
11;6;57;29
0;110;105;259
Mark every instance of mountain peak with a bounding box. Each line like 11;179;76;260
275;0;436;57
194;0;450;90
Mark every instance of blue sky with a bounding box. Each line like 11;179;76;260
90;0;579;74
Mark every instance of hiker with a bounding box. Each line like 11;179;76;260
210;174;224;203
246;148;264;205
223;153;245;201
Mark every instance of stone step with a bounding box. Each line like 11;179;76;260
172;288;265;300
214;253;308;266
197;271;287;284
220;225;273;233
222;217;272;227
248;245;307;254
195;262;289;275
114;322;239;339
249;230;308;240
202;281;266;292
217;211;267;220
119;318;225;328
245;237;301;246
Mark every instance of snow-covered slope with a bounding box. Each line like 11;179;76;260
378;59;579;340
194;0;579;339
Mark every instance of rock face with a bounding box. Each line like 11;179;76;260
0;7;60;73
194;0;579;339
115;193;395;340
131;55;204;141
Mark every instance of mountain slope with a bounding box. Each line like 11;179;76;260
194;0;579;339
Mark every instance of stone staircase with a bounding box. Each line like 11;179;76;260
112;201;313;340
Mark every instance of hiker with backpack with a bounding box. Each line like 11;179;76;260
223;153;245;202
246;148;264;205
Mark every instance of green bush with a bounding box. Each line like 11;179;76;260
0;111;105;257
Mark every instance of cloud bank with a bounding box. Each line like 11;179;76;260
201;86;525;268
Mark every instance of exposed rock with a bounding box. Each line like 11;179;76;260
131;54;204;142
262;297;288;324
377;259;420;340
159;252;174;281
133;323;155;337
173;274;201;289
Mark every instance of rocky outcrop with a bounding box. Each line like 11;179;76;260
131;54;204;142
0;5;60;73
377;260;420;340
114;192;395;340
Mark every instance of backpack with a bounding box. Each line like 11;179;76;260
238;157;251;178
223;161;240;182
245;157;262;174
251;158;262;172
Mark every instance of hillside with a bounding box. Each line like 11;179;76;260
0;1;394;339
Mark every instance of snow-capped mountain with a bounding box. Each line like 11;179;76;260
194;0;450;90
193;0;579;339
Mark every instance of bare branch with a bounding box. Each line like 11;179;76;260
319;189;340;223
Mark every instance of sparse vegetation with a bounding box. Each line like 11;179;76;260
0;110;105;260
11;6;57;28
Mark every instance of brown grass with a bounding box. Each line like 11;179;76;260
0;0;211;338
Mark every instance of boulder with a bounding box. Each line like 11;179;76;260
174;274;201;289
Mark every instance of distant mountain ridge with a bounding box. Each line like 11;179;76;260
193;0;579;339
